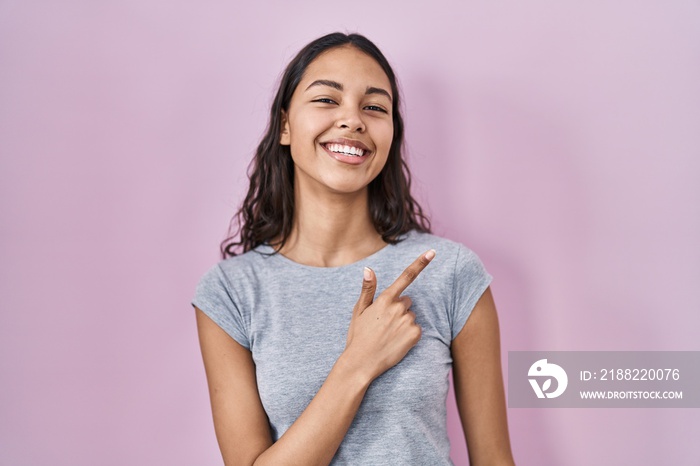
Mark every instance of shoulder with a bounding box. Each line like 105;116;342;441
195;246;274;310
379;230;490;292
193;247;276;348
388;230;492;339
200;245;274;280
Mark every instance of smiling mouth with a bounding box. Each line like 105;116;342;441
321;142;368;157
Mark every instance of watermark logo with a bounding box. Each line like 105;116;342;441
510;352;698;408
528;359;568;398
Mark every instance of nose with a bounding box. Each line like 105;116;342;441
336;105;366;133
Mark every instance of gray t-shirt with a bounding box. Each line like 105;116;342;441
192;231;492;465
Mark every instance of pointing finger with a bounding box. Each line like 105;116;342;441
385;249;435;298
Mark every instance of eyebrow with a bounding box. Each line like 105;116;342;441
305;79;392;102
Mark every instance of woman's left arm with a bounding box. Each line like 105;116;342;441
451;286;516;465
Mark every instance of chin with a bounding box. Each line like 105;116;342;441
326;183;370;196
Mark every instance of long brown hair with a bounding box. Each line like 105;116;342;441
221;32;430;258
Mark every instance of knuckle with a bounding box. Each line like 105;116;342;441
375;294;389;306
403;268;418;283
412;325;422;341
405;327;420;346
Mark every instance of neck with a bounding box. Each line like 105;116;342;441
277;186;387;268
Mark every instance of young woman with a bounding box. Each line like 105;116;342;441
193;33;514;465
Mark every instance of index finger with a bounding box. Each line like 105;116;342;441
384;249;436;298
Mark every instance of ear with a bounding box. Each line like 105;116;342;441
280;110;290;146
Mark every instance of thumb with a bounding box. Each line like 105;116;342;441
355;267;376;316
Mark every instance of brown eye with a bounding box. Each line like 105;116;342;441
365;105;388;113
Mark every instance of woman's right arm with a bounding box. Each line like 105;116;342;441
196;308;274;464
196;250;435;466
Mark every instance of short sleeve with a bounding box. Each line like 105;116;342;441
191;264;250;349
450;245;493;340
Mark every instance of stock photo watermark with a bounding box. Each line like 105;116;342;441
508;352;700;408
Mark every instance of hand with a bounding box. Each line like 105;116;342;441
344;249;436;382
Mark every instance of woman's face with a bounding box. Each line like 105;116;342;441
280;45;394;197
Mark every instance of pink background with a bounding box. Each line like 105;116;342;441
1;1;699;464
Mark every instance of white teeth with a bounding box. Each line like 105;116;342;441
326;143;365;157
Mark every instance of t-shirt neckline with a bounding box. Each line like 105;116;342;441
255;232;413;272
